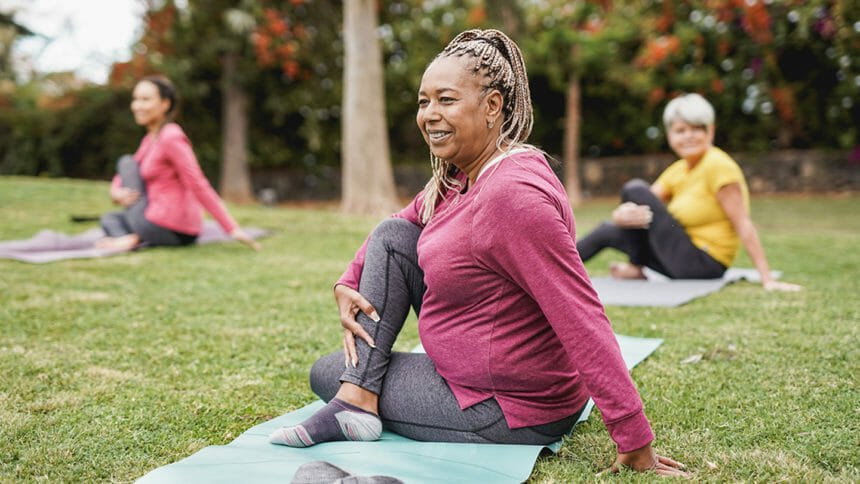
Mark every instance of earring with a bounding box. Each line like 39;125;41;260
488;121;494;129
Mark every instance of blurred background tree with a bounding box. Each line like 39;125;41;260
341;0;399;216
0;12;34;82
0;0;856;201
524;0;646;205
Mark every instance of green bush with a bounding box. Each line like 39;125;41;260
0;0;855;181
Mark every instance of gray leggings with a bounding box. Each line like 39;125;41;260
310;218;582;445
576;178;726;279
100;155;196;246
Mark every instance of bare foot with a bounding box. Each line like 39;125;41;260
609;262;646;280
94;234;140;251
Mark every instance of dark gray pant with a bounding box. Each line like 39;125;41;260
576;178;726;279
100;155;195;246
310;218;582;445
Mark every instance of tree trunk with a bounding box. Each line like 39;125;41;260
564;75;583;206
341;0;398;216
219;52;255;204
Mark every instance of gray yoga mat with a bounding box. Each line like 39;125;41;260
0;221;270;263
589;268;782;307
136;333;663;484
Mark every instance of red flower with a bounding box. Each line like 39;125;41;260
636;36;680;68
710;78;725;93
276;43;296;60
648;87;666;106
268;17;288;37
770;87;796;121
282;60;300;79
741;1;772;44
467;6;486;26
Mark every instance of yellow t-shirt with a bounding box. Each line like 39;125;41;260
653;147;749;267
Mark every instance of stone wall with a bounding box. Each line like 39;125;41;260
578;149;858;198
250;164;432;203
250;149;857;203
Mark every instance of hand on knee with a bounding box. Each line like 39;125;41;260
612;202;653;229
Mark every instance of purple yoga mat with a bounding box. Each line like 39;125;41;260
0;221;270;264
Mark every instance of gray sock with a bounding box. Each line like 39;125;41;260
291;461;403;484
269;398;382;448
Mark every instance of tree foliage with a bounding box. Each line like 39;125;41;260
109;0;344;180
524;0;858;158
1;0;856;191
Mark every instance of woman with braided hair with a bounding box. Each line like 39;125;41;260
270;30;688;476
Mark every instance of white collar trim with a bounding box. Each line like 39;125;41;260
477;147;529;181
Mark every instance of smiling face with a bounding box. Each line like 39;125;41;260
416;56;501;172
130;80;171;132
666;119;714;163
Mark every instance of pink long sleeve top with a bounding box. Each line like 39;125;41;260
338;149;655;453
111;123;238;235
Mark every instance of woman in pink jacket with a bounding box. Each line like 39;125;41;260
268;30;688;477
96;76;259;251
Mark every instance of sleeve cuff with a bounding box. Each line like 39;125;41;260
605;409;655;454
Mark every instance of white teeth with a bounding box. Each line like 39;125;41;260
428;131;450;141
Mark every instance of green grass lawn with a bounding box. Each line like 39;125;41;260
1;176;857;483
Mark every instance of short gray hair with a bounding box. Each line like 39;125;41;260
663;93;715;128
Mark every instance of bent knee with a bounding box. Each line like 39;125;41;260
621;178;651;202
116;154;136;171
100;211;124;228
369;218;420;249
373;218;416;237
309;352;344;401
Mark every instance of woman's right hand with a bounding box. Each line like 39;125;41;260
763;279;803;292
334;284;380;367
601;442;691;477
229;227;262;251
111;186;141;207
612;202;653;228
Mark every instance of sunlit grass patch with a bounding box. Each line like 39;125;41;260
0;176;857;482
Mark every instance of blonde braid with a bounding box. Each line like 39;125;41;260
419;29;533;224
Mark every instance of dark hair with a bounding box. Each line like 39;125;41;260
140;75;178;117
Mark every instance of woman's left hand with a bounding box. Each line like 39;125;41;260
230;227;262;251
601;442;691;477
612;202;653;229
112;187;141;207
763;280;802;292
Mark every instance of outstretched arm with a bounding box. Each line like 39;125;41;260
716;182;801;291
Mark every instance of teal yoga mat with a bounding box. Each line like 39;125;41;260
136;333;663;484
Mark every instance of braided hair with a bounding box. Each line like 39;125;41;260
419;29;534;224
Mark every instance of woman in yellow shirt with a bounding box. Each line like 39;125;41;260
576;93;800;291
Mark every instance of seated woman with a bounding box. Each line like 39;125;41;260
576;93;800;291
96;75;259;251
268;29;688;476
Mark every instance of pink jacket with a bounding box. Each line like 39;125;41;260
112;123;237;235
339;149;654;453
